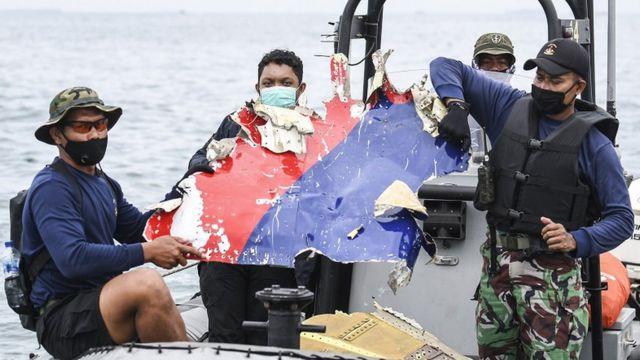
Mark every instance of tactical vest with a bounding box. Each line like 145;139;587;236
484;96;618;238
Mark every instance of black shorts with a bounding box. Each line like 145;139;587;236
36;286;115;360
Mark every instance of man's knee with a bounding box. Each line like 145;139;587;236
129;268;173;306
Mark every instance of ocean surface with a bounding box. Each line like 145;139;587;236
0;8;638;359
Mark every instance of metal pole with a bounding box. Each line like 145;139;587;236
580;1;603;357
584;0;596;102
539;0;562;39
579;2;604;359
588;256;604;360
607;0;617;117
336;0;362;56
362;0;384;101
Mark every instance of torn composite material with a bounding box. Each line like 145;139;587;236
144;52;468;269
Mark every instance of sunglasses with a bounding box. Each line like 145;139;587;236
63;118;109;134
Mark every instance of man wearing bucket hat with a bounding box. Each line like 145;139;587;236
472;32;516;74
429;39;633;358
22;87;202;359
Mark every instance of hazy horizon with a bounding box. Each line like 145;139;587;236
0;0;635;15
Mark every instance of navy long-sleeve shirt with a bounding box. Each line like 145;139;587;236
429;57;634;257
23;158;153;308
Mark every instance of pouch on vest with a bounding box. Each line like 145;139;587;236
474;128;495;211
474;159;495;211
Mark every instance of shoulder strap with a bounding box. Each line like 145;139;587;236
50;159;84;210
27;159;85;282
96;165;119;203
502;96;539;138
26;248;50;282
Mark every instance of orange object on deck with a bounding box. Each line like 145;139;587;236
592;252;631;329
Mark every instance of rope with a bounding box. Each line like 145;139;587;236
160;261;199;277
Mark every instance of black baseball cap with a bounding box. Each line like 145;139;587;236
523;38;589;81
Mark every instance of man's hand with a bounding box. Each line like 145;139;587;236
439;100;471;152
541;217;576;252
142;236;203;269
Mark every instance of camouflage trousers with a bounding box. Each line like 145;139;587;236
475;241;588;359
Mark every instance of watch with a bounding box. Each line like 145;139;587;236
447;100;471;112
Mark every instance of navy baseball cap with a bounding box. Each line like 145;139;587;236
524;38;589;81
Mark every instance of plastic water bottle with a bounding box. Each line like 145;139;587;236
2;241;19;277
3;241;29;313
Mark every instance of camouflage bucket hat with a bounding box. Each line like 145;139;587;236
474;33;515;63
35;86;122;145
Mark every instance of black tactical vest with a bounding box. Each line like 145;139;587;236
484;96;618;237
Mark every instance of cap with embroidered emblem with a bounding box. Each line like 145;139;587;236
523;38;589;81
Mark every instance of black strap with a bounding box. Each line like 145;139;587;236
502;130;580;154
26;250;50;282
50;159;84;210
96;164;119;202
495;168;590;196
488;224;498;277
489;204;583;230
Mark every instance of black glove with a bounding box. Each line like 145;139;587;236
439;101;471;152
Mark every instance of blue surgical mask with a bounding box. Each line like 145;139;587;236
259;86;297;108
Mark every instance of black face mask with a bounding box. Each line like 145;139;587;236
61;135;108;166
531;83;578;115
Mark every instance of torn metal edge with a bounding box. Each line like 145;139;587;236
330;53;351;101
145;197;183;213
410;76;447;136
366;49;394;102
372;301;470;359
364;49;448;138
373;180;427;219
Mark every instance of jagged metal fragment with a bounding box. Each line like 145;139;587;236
144;51;466;273
300;302;469;359
206;138;237;161
146;198;183;212
347;225;364;240
374;180;427;218
372;302;469;360
331;53;351;101
410;74;448;136
366;49;394;101
253;101;315;154
387;259;413;294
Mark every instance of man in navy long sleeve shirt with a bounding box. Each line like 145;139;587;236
22;87;202;360
430;39;633;358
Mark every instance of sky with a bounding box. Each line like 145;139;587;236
0;0;636;15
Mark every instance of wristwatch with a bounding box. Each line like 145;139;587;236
447;100;471;112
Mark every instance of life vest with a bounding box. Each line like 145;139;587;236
485;96;618;239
